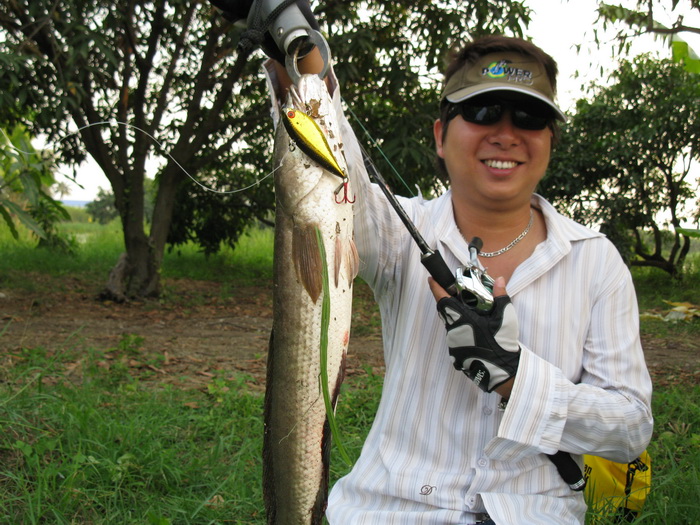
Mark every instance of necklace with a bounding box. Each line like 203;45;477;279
479;209;534;258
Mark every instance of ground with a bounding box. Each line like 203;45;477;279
1;276;698;389
0;277;384;390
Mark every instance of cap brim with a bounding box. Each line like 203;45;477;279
446;84;567;122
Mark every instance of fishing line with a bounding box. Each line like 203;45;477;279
341;99;417;198
0;122;279;195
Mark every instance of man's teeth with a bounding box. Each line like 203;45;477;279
484;159;518;169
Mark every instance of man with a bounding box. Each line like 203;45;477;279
213;2;653;523
322;36;652;524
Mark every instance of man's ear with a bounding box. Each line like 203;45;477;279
433;118;445;158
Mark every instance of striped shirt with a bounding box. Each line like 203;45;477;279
324;79;653;525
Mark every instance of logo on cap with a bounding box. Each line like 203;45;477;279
482;60;533;85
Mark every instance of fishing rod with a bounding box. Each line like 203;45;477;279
357;142;461;295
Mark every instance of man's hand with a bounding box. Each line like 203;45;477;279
209;0;255;23
209;0;319;62
430;277;520;395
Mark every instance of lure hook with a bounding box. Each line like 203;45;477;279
334;180;355;204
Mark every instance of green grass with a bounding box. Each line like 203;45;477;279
631;258;700;343
0;345;381;524
1;349;698;523
631;259;700;312
161;227;274;283
0;362;267;523
0;220;274;290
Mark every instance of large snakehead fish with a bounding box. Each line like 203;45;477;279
264;73;358;524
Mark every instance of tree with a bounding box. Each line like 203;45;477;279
85;187;119;225
0;1;272;300
0;0;532;299
544;55;699;276
52;181;71;199
596;0;700;72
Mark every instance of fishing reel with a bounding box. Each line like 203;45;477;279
454;237;495;310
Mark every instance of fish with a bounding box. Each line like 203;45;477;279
264;73;358;524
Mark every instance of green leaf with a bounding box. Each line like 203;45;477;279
1;199;46;238
672;39;700;73
315;226;352;467
0;204;20;239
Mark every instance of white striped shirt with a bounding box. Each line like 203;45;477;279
323;79;653;524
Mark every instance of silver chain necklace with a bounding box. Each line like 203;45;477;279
479;209;534;258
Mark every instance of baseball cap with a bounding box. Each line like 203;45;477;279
441;51;566;121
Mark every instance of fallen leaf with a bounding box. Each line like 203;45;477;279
206;494;225;509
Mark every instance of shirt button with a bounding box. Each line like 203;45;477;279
478;458;488;467
467;496;476;507
483;406;493;415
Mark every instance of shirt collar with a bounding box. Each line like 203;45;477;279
430;191;604;294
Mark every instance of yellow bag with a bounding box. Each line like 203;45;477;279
583;451;651;521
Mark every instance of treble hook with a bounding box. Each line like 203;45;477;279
334;180;355;204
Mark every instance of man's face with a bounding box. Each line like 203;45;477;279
434;98;553;211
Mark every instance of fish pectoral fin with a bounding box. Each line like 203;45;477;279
293;225;323;303
333;235;360;289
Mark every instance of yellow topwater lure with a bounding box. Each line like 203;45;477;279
281;107;346;180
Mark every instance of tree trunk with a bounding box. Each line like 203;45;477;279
103;224;161;301
101;160;185;301
102;166;163;300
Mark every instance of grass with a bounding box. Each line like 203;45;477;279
161;226;274;283
1;216;699;523
1;349;698;524
0;362;267;523
0;214;274;290
0;343;381;524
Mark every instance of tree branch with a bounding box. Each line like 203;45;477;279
149;2;198;138
647;24;700;36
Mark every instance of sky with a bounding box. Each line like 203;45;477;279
58;0;700;201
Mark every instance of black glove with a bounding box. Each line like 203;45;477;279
209;0;319;62
209;0;255;22
437;294;521;393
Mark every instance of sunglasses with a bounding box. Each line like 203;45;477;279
447;97;554;131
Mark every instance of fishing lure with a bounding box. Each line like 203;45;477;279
282;107;346;180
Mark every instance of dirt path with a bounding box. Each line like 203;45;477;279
1;277;697;389
0;278;384;390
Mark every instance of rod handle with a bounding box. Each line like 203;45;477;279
421;250;456;295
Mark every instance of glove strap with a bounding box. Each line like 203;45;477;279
238;0;298;56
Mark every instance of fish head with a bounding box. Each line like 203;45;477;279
288;74;331;119
274;74;349;217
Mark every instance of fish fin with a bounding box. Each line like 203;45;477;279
262;330;276;521
348;238;360;286
332;234;359;289
334;235;342;288
293;225;323;303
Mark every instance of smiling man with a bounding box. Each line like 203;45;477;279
324;36;653;524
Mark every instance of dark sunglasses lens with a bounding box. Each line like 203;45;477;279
512;109;549;130
460;103;503;125
455;99;552;130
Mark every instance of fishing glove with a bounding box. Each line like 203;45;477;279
437;294;521;393
209;0;319;62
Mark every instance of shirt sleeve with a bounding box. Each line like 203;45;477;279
485;246;653;464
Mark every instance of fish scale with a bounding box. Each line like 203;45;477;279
264;74;357;525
